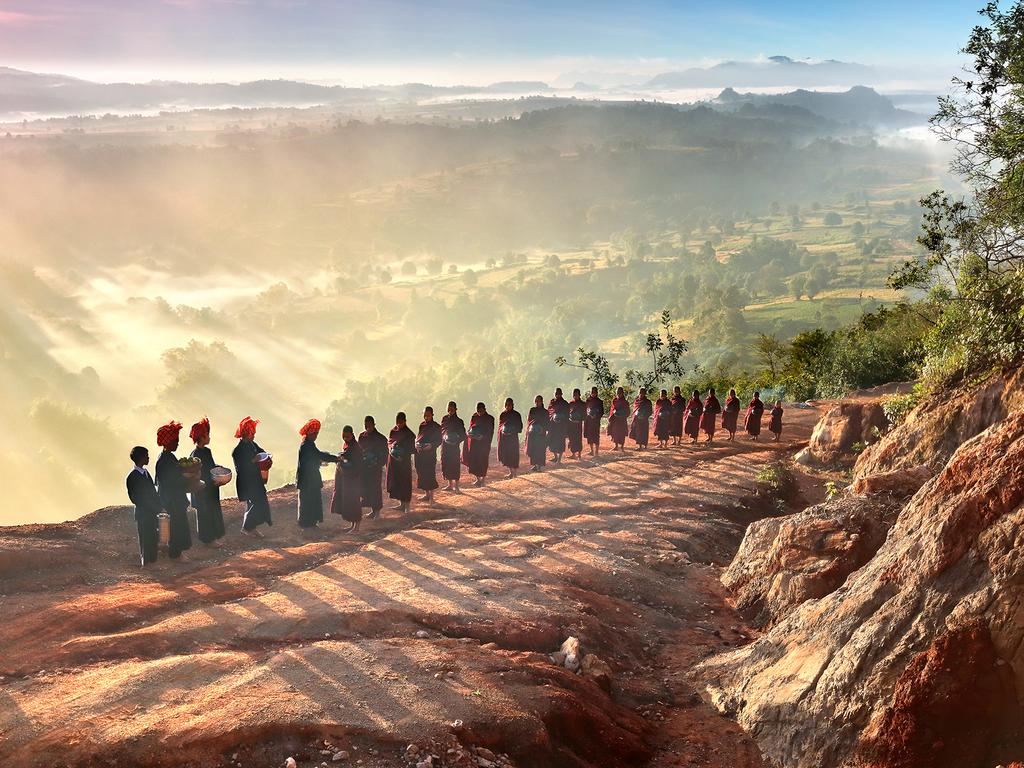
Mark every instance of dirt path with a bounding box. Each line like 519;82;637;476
0;410;818;768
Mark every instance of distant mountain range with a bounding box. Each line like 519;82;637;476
713;86;924;127
645;56;876;89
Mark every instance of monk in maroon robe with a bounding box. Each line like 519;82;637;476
670;386;685;445
744;392;765;440
331;426;364;533
722;389;741;440
701;387;722;443
684;390;702;443
567;388;586;459
653;389;672;448
462;402;494;485
547;388;570;463
629;387;653;449
607;387;629;450
526;395;549;469
440;401;466;493
584;386;604;457
415;406;442;503
358;416;388;518
769;400;784;441
387;412;416;513
498;398;524;478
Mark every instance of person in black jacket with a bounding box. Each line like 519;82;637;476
154;421;193;560
296;418;338;530
189;418;225;546
358;416;388;518
126;446;162;566
232;416;273;536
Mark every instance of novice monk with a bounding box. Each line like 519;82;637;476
683;390;702;444
607;387;630;451
440;401;466;493
769;400;785;442
745;392;765;441
630;387;653;450
670;386;685;446
155;421;192;560
189;418;225;546
547;388;570;463
721;389;741;441
463;402;495;486
332;425;364;532
415;407;442;503
358;416;388;518
653;389;672;448
701;387;722;444
498;397;524;478
232;416;272;536
584;386;604;457
126;446;162;566
296;418;338;531
387;412;416;513
526;395;549;470
567;388;586;460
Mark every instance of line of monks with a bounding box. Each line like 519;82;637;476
125;386;783;567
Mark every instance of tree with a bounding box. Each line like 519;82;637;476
623;310;689;391
401;260;417;277
554;347;616;394
753;333;788;387
824;211;843;226
851;220;866;237
425;256;444;275
790;274;807;299
462;269;478;288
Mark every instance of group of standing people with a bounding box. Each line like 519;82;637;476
125;388;783;567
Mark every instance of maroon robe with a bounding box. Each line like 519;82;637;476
683;397;702;439
415;420;442;491
357;428;387;512
462;412;495;477
330;438;363;523
526;406;549;466
669;394;685;437
607;396;629;445
498;409;524;468
744;398;765;436
629;396;653;446
386;425;415;502
584;395;604;446
440;414;465;481
700;395;722;437
547;396;570;456
722;395;741;433
769;405;784;435
567;398;586;453
653;397;673;439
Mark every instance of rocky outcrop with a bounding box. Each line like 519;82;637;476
851;464;932;499
722;495;900;628
702;409;1024;768
804;402;888;465
854;367;1024;479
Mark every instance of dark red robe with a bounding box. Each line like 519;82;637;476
769;405;784;435
669;394;685;437
584;395;604;446
629;396;653;446
415;420;442;491
607;396;629;445
567;398;586;453
498;409;523;468
440;414;465;481
358;428;388;512
462;412;495;477
684;397;702;439
653;397;673;439
700;395;722;437
330;438;363;522
722;395;741;434
547;396;570;456
386;425;415;502
526;406;549;466
745;398;765;436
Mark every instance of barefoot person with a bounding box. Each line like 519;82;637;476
721;389;741;441
440;401;466;493
331;426;364;532
387;412;416;514
358;416;388;519
295;418;338;531
498;397;524;478
189;418;225;546
701;387;722;444
607;387;630;451
653;389;672;449
233;416;273;536
744;392;765;441
415;407;442;503
629;387;653;450
126;446;163;566
567;388;586;460
584;386;604;457
154;421;192;560
684;390;702;445
526;395;549;471
547;388;570;463
769;400;785;442
463;402;495;486
669;386;685;446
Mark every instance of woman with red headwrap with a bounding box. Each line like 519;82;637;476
296;418;338;530
232;416;273;536
189;418;225;546
154;421;193;559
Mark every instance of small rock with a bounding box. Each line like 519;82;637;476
286;759;297;768
332;750;349;761
406;744;420;757
415;630;430;639
476;748;497;761
549;651;567;666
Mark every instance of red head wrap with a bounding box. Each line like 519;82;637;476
235;416;259;439
156;421;183;448
299;419;321;437
189;417;210;443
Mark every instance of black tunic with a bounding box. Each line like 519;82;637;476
463;412;495;477
155;450;193;558
190;446;225;543
296;439;338;528
547;397;570;455
526;406;549;466
567;399;586;453
331;439;364;522
440;414;466;481
584;396;604;445
233;439;272;530
387;425;416;502
498;409;523;468
126;467;162;565
358;428;388;511
415;420;442;491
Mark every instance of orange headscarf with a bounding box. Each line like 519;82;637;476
235;416;259;439
189;417;210;443
156;421;183;448
299;419;321;437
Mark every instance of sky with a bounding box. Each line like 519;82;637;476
0;0;983;85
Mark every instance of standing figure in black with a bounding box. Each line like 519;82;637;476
189;417;225;546
387;412;416;513
232;416;273;536
526;395;550;471
154;421;193;560
126;446;162;566
415;406;442;503
440;401;466;493
296;418;338;531
358;415;388;518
